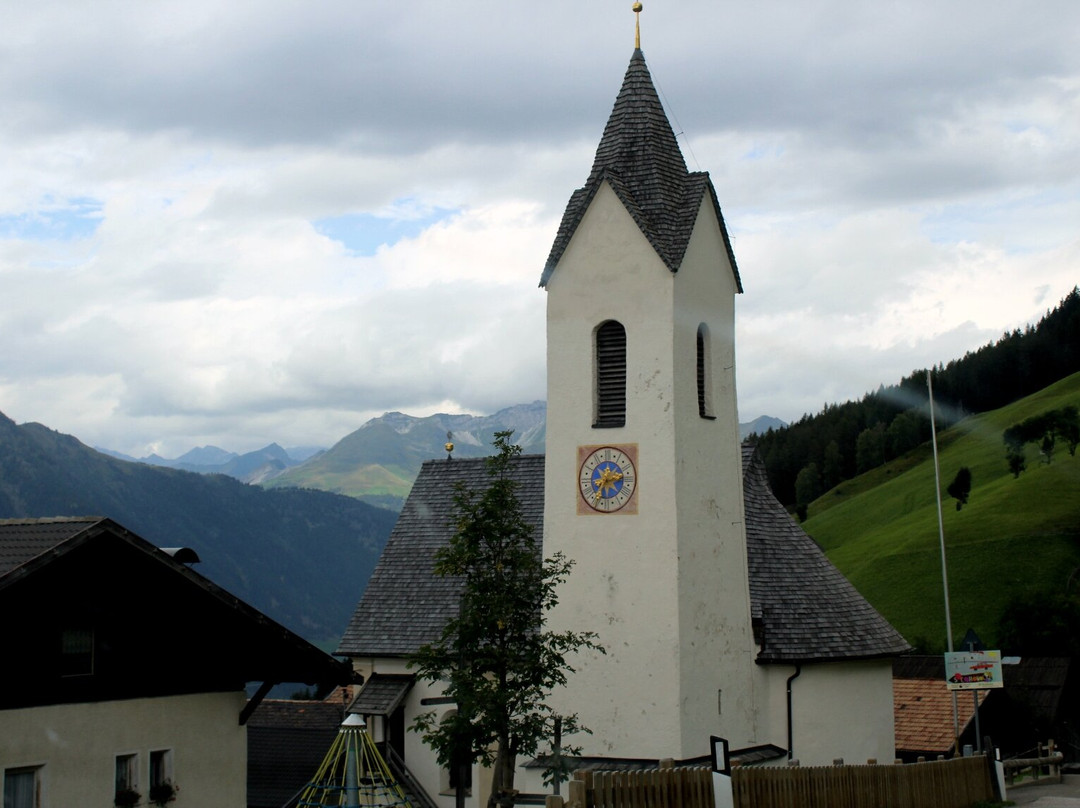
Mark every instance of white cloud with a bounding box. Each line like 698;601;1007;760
1;0;1078;457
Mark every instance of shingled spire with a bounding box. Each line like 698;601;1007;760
540;49;741;289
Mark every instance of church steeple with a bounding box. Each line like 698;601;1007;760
541;49;741;289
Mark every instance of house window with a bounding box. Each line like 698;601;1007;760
437;711;472;796
149;750;175;805
697;324;715;419
60;627;94;677
115;754;139;807
595;320;626;428
3;766;42;808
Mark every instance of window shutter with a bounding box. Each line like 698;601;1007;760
697;324;715;419
697;327;707;417
596;321;626;427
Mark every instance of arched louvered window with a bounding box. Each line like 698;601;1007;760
595;320;626;428
697;323;715;419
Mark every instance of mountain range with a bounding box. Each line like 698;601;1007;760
0;410;396;648
97;442;323;485
102;405;784;511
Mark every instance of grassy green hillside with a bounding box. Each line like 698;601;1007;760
803;371;1080;651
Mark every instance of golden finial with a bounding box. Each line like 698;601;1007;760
445;431;455;460
633;2;643;49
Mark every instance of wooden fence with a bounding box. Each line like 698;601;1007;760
554;766;715;808
732;756;994;808
544;756;995;808
1002;739;1063;786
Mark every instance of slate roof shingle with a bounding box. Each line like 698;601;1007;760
1;516;355;686
348;673;415;717
338;447;910;664
539;49;741;291
247;699;346;808
742;444;911;663
337;455;545;657
0;516;104;577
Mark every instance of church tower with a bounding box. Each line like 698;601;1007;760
540;37;758;760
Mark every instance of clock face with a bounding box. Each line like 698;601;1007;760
578;445;638;514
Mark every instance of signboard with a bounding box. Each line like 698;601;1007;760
945;649;1003;690
709;737;734;808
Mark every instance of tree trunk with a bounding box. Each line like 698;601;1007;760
486;740;518;808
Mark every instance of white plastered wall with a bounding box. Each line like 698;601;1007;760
671;195;757;754
758;660;897;766
543;182;757;761
0;691;247;808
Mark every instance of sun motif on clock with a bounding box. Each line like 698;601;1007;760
577;445;638;514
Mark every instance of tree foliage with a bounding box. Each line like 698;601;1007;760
751;287;1080;505
1002;405;1080;476
409;431;603;808
793;462;821;522
945;467;972;510
996;592;1080;657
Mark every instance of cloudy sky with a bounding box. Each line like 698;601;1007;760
2;1;1078;458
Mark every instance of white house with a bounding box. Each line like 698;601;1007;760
0;517;352;808
338;40;909;808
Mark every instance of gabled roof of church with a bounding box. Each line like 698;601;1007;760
540;49;742;291
741;445;910;663
337;455;545;657
337;448;909;664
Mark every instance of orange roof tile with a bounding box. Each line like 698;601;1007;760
894;678;988;754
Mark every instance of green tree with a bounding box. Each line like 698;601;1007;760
794;462;822;522
996;592;1080;656
885;410;922;459
821;440;843;491
855;424;886;473
1003;406;1080;475
410;431;603;808
945;467;972;511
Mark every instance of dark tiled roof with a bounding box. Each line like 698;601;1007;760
247;697;346;730
337;455;545;656
540;49;741;291
0;517;104;576
348;673;415;716
247;699;345;808
339;448;908;664
894;655;946;680
742;444;911;663
0;516;354;686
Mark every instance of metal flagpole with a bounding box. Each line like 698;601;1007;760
928;370;960;746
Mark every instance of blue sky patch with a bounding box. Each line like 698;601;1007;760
314;205;460;256
0;197;103;242
920;188;1074;252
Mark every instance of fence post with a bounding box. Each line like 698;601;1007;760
565;769;591;808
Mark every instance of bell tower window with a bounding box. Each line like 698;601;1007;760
594;320;626;428
697;323;714;419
